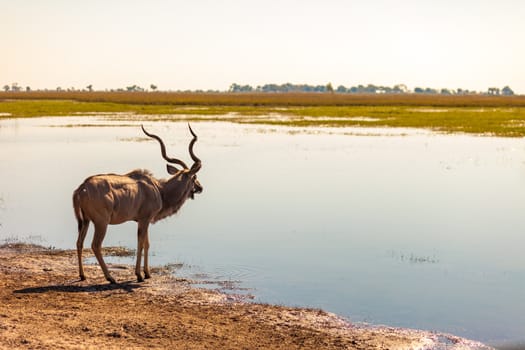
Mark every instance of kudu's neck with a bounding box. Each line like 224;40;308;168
152;172;192;223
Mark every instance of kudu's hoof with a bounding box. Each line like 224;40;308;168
79;275;86;281
107;277;117;284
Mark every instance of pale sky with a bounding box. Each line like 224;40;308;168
1;0;524;93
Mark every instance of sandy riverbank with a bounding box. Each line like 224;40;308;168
0;244;491;349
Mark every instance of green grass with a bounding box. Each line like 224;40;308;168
281;106;525;136
2;97;525;137
0;99;276;117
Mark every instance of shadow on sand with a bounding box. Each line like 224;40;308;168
14;280;143;294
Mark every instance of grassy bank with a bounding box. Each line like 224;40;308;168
2;92;525;136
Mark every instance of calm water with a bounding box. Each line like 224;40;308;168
1;117;525;347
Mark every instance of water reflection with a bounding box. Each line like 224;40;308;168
1;117;525;346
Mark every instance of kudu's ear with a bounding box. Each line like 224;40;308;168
166;164;180;175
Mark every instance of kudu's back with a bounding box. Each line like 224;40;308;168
73;170;162;227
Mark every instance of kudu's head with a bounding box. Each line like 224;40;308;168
141;124;203;200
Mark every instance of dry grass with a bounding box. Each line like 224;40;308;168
2;91;525;107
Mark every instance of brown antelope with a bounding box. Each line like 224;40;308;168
73;124;203;283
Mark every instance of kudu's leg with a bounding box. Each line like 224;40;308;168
91;223;116;284
143;228;151;279
76;220;90;281
135;221;148;282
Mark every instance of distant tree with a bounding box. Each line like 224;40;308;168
261;84;275;92
414;87;424;94
150;84;157;91
502;86;514;96
229;83;240;92
11;83;20;92
440;88;452;95
313;85;326;92
326;83;334;93
365;84;378;93
393;84;408;93
26;86;31;92
86;84;93;92
336;85;347;93
3;85;9;92
126;85;144;92
229;83;253;92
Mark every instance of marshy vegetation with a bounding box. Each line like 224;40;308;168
2;91;525;136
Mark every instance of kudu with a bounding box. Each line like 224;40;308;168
73;124;203;283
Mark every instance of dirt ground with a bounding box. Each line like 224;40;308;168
0;244;490;350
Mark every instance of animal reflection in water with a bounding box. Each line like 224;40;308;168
73;124;203;284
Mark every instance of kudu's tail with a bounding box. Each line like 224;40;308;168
72;186;85;232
